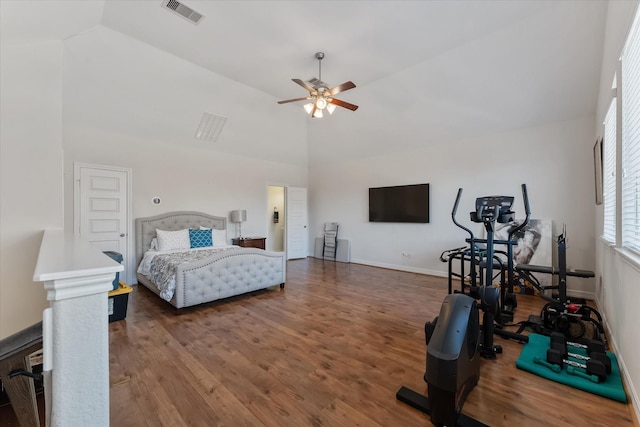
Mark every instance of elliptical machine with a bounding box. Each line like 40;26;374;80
452;185;531;358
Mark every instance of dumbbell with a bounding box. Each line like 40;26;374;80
566;350;611;374
533;357;600;383
567;366;599;383
549;333;611;374
546;348;607;382
573;339;606;355
549;340;611;375
550;332;606;355
533;356;561;373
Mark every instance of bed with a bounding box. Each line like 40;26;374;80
135;211;286;309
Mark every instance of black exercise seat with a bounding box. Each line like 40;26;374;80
516;264;594;278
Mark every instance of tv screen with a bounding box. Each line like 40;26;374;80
369;184;430;223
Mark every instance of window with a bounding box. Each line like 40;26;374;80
603;99;616;243
622;10;640;253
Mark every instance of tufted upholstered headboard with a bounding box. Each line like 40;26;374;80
135;211;226;264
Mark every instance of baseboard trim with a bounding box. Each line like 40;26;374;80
565;289;596;301
594;295;640;424
350;259;447;278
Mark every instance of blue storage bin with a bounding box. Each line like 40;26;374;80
103;251;123;291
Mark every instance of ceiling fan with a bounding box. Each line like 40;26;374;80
277;52;358;118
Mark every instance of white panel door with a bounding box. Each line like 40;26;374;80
286;187;308;259
76;165;129;280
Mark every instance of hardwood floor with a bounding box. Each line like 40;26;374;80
109;258;638;427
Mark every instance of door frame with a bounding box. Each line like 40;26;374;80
73;162;134;285
266;184;287;253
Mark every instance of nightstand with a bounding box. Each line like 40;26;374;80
232;237;266;249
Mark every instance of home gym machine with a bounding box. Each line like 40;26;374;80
514;228;606;345
515;226;594;305
396;186;531;427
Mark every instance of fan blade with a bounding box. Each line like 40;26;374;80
328;98;359;111
277;97;311;104
327;81;356;96
292;78;316;93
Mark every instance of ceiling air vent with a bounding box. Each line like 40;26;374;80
162;0;204;25
195;112;227;142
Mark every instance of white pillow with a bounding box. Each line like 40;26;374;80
150;238;158;251
200;226;228;246
156;228;191;251
212;229;228;246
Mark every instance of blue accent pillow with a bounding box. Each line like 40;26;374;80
189;228;213;248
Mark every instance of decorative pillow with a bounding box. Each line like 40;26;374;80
212;229;228;246
200;226;228;246
156;228;190;251
189;228;213;248
150;238;158;251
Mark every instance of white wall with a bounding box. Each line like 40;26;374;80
65;135;306;235
0;40;64;338
594;0;640;418
309;116;596;294
61;26;308;282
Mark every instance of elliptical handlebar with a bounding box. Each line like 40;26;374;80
522;184;531;218
508;184;531;240
452;188;475;241
452;188;463;216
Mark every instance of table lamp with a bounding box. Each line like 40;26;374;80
230;210;247;238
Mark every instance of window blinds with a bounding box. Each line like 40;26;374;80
622;10;640;252
603;100;616;243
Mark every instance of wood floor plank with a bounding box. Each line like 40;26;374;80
320;398;384;427
109;258;638;427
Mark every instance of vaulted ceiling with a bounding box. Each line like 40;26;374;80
2;0;608;165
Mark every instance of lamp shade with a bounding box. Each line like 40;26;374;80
303;103;314;114
230;210;246;223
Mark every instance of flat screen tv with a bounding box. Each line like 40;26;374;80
369;184;430;223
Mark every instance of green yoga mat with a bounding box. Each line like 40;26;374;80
516;333;627;402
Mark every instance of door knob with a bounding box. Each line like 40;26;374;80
120;233;125;237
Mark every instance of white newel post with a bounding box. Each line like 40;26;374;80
33;230;123;427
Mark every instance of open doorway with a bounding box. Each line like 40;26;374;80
267;185;285;251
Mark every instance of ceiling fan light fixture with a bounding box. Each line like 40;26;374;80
277;52;358;117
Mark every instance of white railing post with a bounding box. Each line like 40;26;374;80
33;230;123;427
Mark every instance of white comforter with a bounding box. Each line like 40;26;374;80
137;245;238;301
